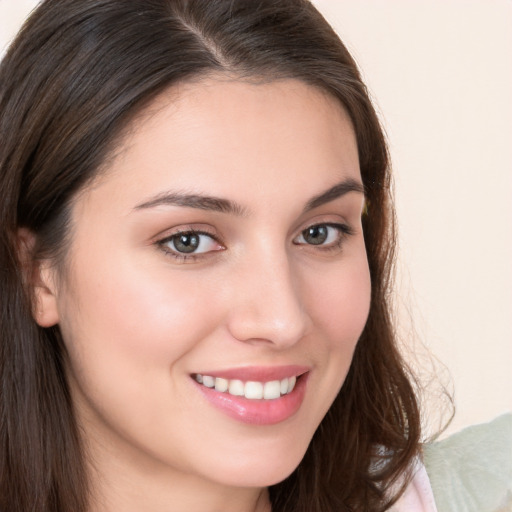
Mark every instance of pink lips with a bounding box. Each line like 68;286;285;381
192;365;310;426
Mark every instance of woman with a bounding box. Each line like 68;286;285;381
0;1;508;511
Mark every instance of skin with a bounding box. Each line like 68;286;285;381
34;78;371;512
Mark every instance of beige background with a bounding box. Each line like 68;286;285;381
1;0;511;437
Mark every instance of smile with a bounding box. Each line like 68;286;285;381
194;374;297;400
192;367;309;425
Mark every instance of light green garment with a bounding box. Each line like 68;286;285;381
423;413;512;512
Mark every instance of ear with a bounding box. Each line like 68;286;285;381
17;228;60;328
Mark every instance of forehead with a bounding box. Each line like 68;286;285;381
80;77;360;214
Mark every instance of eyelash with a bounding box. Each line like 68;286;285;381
293;223;354;251
157;222;354;263
157;229;223;263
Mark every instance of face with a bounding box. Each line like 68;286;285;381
45;78;370;492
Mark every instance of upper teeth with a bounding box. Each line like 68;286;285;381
195;374;297;400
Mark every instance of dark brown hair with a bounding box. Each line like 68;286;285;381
0;0;420;510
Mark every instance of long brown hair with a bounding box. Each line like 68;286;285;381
0;1;420;510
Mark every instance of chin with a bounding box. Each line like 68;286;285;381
198;434;311;489
214;461;302;489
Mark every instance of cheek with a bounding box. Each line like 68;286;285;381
56;252;228;465
301;250;371;408
62;256;219;364
307;256;371;350
57;250;224;429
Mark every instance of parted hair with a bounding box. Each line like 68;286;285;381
0;0;421;510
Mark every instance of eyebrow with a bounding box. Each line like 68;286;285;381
134;191;248;216
303;178;364;212
133;178;364;216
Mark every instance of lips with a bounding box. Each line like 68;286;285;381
191;365;309;425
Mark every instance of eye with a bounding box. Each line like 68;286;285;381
159;230;223;257
294;223;352;248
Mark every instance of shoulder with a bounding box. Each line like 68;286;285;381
423;413;512;512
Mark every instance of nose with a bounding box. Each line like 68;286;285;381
225;250;310;348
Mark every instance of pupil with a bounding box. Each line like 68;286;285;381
174;234;199;253
304;225;328;245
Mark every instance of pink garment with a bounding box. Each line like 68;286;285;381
392;462;438;512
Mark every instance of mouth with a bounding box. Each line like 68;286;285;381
191;366;310;425
192;373;297;400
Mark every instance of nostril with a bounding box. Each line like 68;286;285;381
224;261;310;346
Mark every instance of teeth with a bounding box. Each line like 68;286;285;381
214;377;229;392
194;374;300;400
245;381;263;399
263;380;281;399
228;379;245;396
287;376;296;393
202;375;215;388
